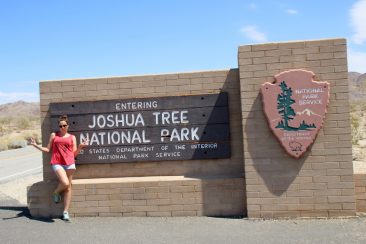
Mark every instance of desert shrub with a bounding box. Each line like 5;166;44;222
362;101;366;112
0;114;41;151
6;133;27;149
16;117;31;130
0;138;9;151
29;116;40;123
0;117;13;133
350;103;358;113
31;132;42;144
0;117;12;124
23;131;42;144
0;130;41;151
351;113;362;145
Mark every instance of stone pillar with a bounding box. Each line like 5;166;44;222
238;38;356;218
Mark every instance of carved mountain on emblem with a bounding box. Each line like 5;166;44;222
292;109;322;130
296;108;321;117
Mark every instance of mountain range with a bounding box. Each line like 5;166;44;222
0;100;39;118
349;72;366;101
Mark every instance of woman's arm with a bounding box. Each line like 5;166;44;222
30;133;55;153
72;135;88;157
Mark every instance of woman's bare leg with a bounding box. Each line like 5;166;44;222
53;168;70;194
63;169;75;212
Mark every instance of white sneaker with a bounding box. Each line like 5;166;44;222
62;211;70;221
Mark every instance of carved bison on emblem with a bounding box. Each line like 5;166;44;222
289;141;302;152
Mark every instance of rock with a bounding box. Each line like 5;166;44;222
8;140;27;149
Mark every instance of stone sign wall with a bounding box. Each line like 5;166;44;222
28;38;358;218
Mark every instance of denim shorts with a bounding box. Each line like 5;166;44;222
51;164;76;172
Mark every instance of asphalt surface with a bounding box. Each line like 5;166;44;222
1;147;366;243
0;146;42;206
1;208;366;244
0;146;42;183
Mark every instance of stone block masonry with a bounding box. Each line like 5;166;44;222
28;176;245;218
354;174;366;213
239;38;356;218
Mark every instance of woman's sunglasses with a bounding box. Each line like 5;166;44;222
59;124;68;128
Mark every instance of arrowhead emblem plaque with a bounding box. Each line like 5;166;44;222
260;69;330;158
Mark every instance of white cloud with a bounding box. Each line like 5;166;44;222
348;49;366;73
286;9;298;15
240;25;267;43
0;92;39;105
350;0;366;44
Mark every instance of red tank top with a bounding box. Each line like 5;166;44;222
50;133;75;165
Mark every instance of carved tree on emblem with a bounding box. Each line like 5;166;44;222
276;81;296;130
275;81;316;131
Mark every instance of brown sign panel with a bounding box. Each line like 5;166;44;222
260;69;330;158
50;93;231;164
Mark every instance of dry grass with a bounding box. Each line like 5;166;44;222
0;116;41;151
350;101;366;161
350;101;366;144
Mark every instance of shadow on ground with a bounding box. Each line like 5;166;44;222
0;206;54;223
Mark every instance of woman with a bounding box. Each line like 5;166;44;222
31;115;88;221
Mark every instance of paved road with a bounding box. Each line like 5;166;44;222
0;146;42;206
0;146;42;183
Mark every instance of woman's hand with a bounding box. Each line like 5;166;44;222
79;139;89;149
29;138;37;146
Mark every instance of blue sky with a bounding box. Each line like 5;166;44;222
0;0;365;104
